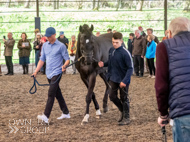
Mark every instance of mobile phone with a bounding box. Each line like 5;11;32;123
3;36;6;40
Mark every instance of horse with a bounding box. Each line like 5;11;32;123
75;24;114;125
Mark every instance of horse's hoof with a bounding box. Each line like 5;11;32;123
81;114;89;125
96;115;101;119
103;106;109;113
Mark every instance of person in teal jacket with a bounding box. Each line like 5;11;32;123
145;34;156;78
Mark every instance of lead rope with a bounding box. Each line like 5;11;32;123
29;56;83;94
161;120;169;142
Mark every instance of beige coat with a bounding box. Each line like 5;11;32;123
4;38;15;56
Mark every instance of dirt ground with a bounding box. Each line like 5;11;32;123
0;71;173;142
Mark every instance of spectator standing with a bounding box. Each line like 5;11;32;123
68;35;77;74
146;28;159;44
155;17;190;142
162;30;168;41
107;29;112;33
127;33;135;55
133;30;146;77
34;29;40;42
17;33;31;74
96;31;100;37
33;33;42;68
38;36;47;74
57;31;69;49
138;26;146;37
3;32;15;75
145;34;156;78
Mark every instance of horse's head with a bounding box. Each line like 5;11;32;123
79;24;94;65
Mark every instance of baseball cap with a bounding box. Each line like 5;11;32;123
60;31;64;35
45;27;56;37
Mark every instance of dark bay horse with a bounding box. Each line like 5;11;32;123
75;24;113;125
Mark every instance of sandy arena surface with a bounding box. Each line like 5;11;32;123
0;64;173;142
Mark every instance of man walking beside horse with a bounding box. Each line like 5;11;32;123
99;32;133;125
32;27;71;123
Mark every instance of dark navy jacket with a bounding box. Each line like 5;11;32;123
127;39;133;55
163;31;190;119
104;46;133;85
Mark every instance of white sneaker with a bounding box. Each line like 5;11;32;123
57;113;71;120
147;75;152;78
151;75;155;79
37;114;49;123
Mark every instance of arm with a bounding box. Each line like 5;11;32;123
73;42;77;54
68;42;71;55
149;42;157;56
61;44;70;71
33;41;38;50
141;38;146;57
155;36;160;44
121;53;133;85
25;41;31;50
155;42;169;127
32;60;45;77
17;40;23;49
4;39;15;48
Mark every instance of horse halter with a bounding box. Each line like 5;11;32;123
81;50;93;58
80;49;98;64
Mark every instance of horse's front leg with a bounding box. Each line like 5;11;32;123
81;72;100;125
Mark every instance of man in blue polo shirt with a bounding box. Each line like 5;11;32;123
32;27;70;123
99;32;133;125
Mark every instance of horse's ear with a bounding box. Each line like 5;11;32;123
90;24;94;32
79;25;82;32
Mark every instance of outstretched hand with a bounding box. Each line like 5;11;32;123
98;61;104;67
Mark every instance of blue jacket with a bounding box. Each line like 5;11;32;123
145;40;156;59
104;46;133;85
163;31;190;119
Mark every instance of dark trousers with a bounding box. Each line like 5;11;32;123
5;56;13;74
44;74;69;118
133;55;144;76
147;58;156;75
108;80;129;112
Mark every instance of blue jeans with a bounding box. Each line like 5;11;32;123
172;114;190;142
35;50;40;67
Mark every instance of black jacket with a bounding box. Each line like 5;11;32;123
127;39;133;55
57;36;69;49
104;46;133;85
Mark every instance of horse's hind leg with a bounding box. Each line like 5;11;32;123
99;73;109;113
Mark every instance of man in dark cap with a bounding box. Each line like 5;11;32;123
33;27;70;123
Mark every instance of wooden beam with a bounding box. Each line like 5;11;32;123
36;0;39;17
164;0;167;31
